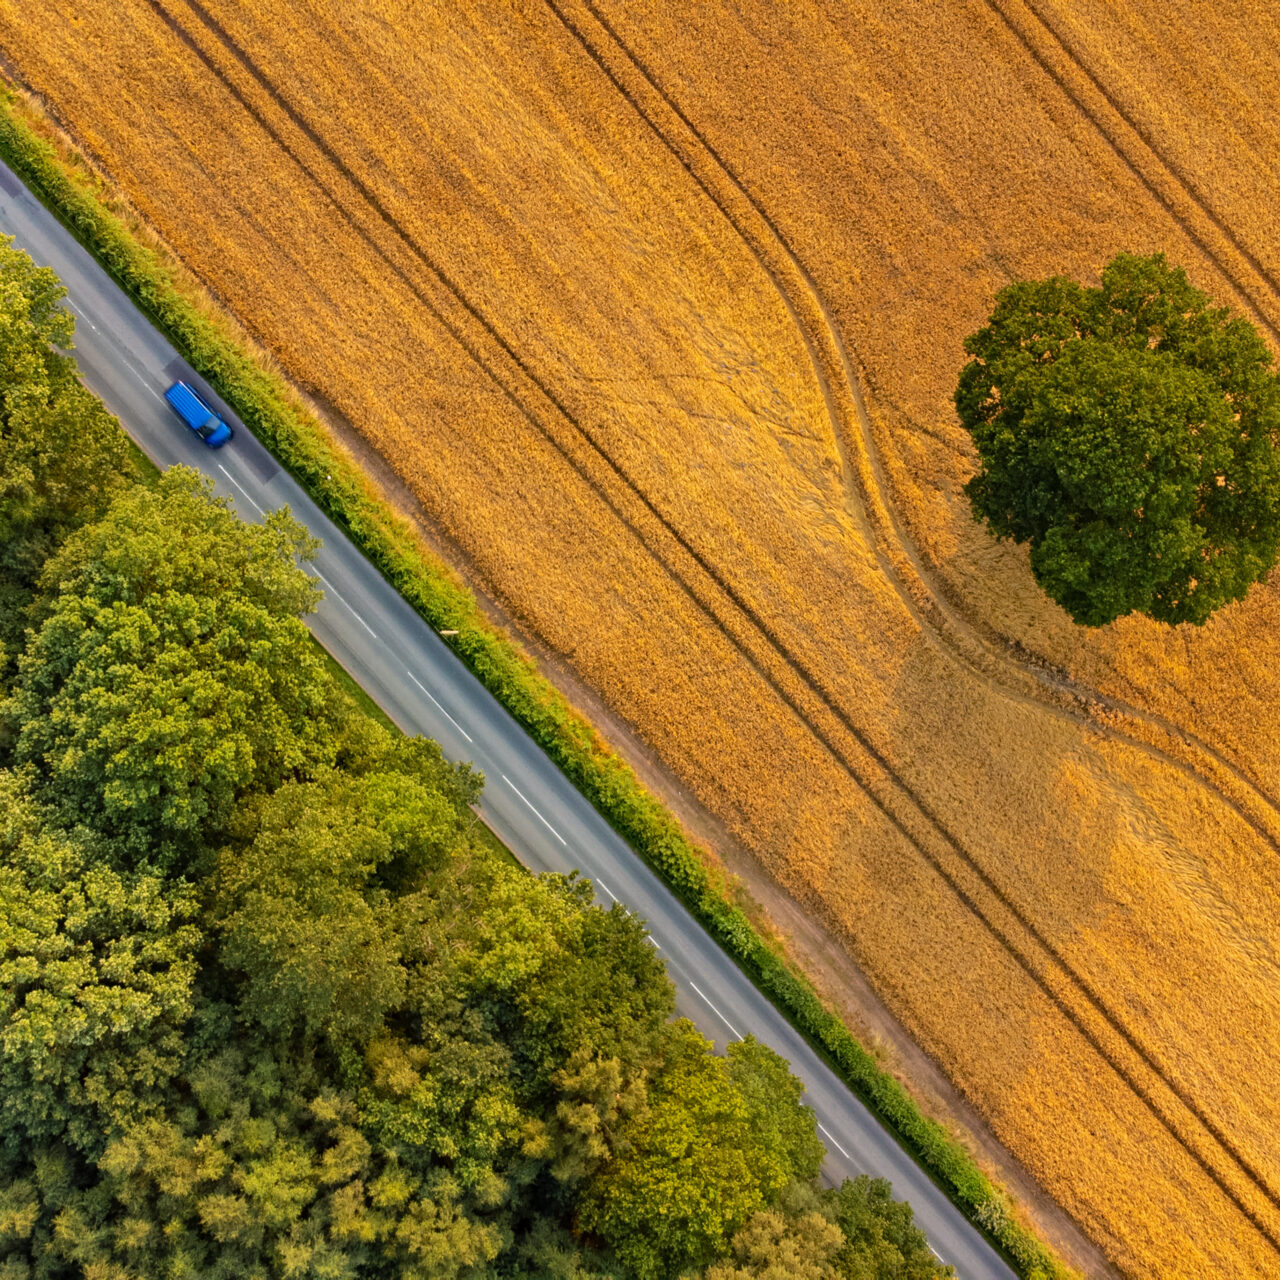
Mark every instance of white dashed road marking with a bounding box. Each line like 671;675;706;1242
217;463;265;517
502;774;568;846
689;981;742;1041
312;568;378;639
406;670;473;743
817;1121;852;1162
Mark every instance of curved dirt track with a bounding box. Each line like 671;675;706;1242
550;0;1280;872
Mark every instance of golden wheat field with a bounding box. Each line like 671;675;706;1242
5;1;1280;1274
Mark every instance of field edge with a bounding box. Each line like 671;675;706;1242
0;83;1075;1280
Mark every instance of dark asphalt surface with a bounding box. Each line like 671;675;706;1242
0;157;1017;1280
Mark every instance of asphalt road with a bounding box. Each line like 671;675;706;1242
0;157;1018;1280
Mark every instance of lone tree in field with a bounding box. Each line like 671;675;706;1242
956;252;1280;626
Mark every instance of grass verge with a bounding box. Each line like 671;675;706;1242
469;812;525;871
0;88;1071;1280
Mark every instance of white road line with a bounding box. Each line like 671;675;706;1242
689;981;742;1041
501;774;568;846
816;1121;853;1162
312;568;378;639
595;878;618;904
65;300;98;331
646;936;662;949
216;463;266;517
406;670;473;743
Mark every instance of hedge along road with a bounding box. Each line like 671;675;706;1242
0;157;1016;1280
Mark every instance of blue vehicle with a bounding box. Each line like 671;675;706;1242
164;380;232;448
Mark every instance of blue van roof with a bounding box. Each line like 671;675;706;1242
164;380;213;427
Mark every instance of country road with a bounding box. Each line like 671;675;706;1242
0;156;1018;1280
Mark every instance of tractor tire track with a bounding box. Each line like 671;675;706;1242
154;0;1280;1249
987;0;1280;346
552;0;1280;863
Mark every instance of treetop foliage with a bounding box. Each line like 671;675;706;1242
578;1023;821;1279
0;236;134;565
0;772;199;1162
956;251;1280;626
35;465;320;617
0;235;134;667
5;470;339;862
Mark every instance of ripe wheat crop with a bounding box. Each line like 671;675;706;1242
4;1;1280;1275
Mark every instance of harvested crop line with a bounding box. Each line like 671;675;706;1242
1016;0;1280;312
980;0;1280;346
148;0;1280;1250
547;0;1280;875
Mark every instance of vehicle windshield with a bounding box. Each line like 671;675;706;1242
197;415;219;438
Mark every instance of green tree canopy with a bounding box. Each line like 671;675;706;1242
727;1036;825;1186
705;1205;844;1280
578;1025;821;1279
213;733;478;1045
3;1041;507;1280
956;251;1280;626
0;235;134;585
394;854;673;1102
216;776;416;1042
0;771;199;1161
827;1176;952;1280
702;1179;954;1280
4;469;339;860
361;852;673;1222
31;461;319;618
